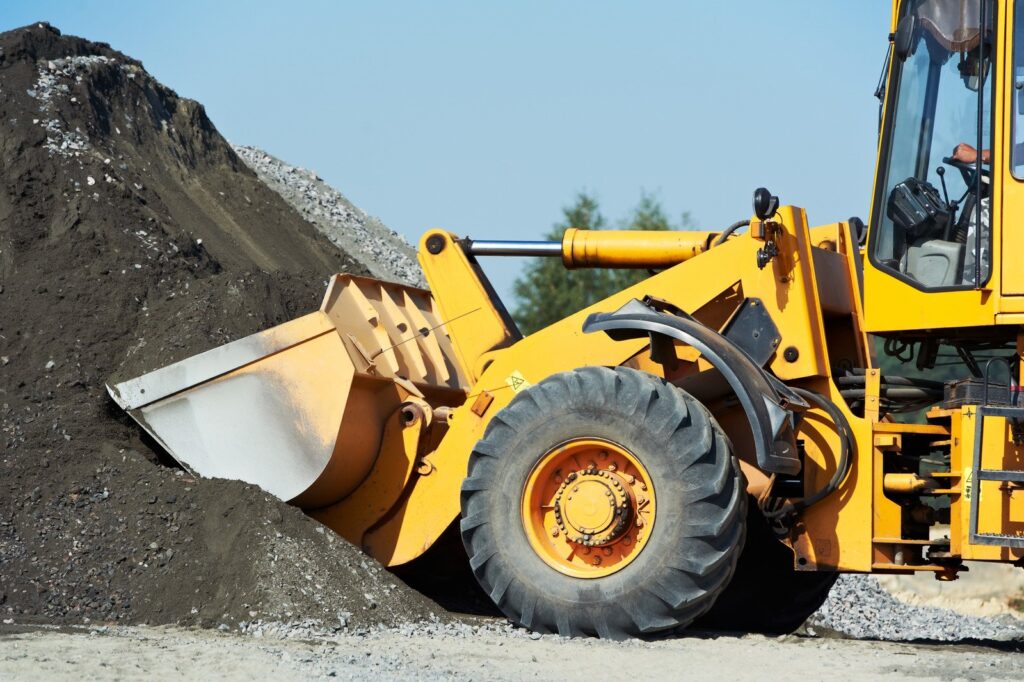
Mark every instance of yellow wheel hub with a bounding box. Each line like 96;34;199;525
521;438;656;578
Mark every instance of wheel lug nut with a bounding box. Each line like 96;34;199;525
603;547;612;556
551;528;559;537
592;556;602;565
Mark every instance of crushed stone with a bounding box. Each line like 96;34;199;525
808;575;1024;642
233;145;424;288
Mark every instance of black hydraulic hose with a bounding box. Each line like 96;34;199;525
839;387;940;401
764;387;854;519
834;374;944;390
711;220;750;247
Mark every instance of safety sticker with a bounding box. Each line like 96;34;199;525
506;370;530;393
964;467;973;502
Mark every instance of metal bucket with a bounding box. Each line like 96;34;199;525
108;275;467;506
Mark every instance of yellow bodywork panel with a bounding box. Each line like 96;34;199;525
368;207;876;569
953;408;1024;561
864;0;1024;331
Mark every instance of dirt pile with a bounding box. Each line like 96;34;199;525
233;145;425;287
0;22;441;628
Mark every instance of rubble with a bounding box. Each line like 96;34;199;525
233;145;424;287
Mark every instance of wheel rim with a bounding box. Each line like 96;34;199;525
521;438;656;578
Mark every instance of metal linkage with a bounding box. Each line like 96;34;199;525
465;240;561;257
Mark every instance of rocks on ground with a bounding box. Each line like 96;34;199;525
809;575;1024;642
233;145;424;288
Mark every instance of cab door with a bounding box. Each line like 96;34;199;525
863;0;1005;333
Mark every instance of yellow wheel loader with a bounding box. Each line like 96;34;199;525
110;0;1024;638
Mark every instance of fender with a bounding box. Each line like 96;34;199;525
583;298;804;475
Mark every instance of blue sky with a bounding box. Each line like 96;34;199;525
4;1;893;302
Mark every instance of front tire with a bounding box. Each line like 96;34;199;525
459;366;745;639
695;500;837;634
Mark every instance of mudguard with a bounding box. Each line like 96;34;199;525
583;299;804;475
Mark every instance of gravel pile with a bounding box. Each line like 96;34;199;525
0;22;439;630
233;145;425;287
808;575;1024;642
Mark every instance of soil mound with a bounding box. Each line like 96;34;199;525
0;22;441;628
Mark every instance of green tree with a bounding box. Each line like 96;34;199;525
512;192;694;334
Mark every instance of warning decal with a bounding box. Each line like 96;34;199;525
506;370;530;393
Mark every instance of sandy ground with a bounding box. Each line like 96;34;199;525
2;623;1022;681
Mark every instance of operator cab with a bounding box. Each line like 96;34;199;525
871;0;994;290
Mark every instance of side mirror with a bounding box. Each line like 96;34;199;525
848;216;867;246
894;14;917;61
753;187;779;221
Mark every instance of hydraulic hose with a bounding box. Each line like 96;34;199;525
764;387;854;519
838;387;941;401
834;374;944;390
711;220;750;247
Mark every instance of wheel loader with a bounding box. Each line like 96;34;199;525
109;0;1024;638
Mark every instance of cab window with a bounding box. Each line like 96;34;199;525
871;0;994;289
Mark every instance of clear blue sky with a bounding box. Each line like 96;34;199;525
4;1;893;302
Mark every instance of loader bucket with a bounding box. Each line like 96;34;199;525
107;275;468;507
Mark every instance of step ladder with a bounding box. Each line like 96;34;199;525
968;360;1024;548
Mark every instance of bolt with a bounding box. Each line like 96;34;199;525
608;464;617;472
551;528;559;537
626;475;635;484
592;556;602;566
623;536;632;546
573;486;579;493
605;491;612;498
582;546;591;555
640;483;647;491
636;518;645;528
603;547;612;556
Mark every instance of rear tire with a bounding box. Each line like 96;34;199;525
694;499;837;634
459;366;745;639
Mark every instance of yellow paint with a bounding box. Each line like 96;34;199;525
505;370;530;393
561;228;717;268
520;438;656;578
155;0;1024;583
331;1;1024;578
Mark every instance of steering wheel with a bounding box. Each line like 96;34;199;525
942;155;990;187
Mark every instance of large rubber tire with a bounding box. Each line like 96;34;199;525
459;366;746;639
694;499;837;634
